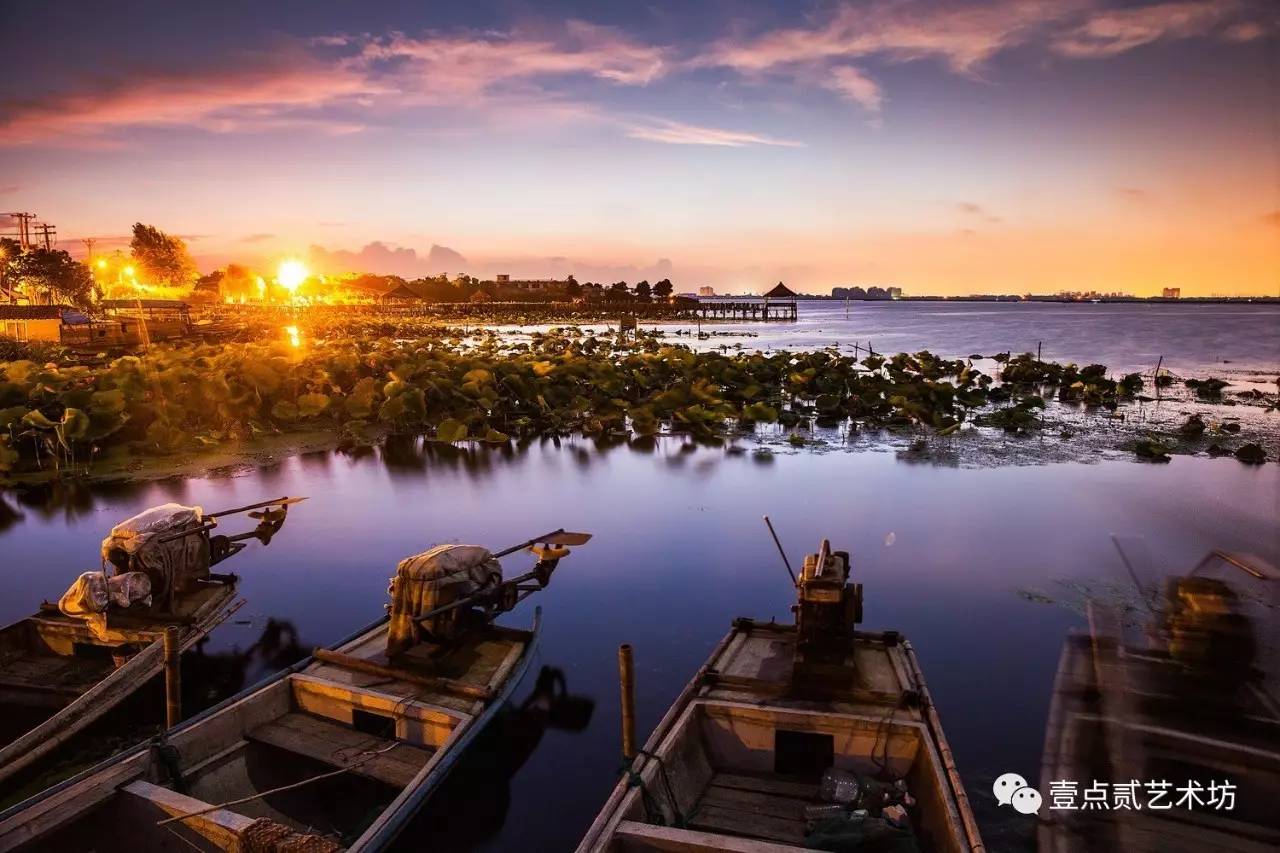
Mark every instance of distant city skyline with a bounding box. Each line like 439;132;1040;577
3;0;1277;296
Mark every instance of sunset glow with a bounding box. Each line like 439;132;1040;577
2;0;1276;296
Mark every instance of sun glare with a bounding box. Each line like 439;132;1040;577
277;259;308;292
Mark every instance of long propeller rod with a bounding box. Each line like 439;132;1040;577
205;496;307;518
414;528;593;625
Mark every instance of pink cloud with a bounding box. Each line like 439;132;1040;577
359;20;666;92
0;22;664;146
823;66;884;111
0;52;380;145
700;1;1086;79
625;118;804;148
1051;1;1260;57
697;0;1273;112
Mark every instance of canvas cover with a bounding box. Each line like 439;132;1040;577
386;544;502;656
57;571;153;640
101;503;209;599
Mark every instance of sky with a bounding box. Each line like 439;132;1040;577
1;0;1277;296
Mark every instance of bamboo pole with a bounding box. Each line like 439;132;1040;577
163;626;182;728
618;644;636;762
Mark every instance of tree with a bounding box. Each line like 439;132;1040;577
130;223;198;287
565;275;582;299
0;238;19;301
11;248;94;306
634;280;652;301
653;278;673;300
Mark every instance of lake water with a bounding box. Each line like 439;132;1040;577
521;300;1280;378
1;302;1277;851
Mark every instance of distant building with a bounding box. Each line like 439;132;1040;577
847;286;866;299
491;274;569;297
831;287;849;299
0;304;67;342
887;287;903;299
865;286;888;300
698;285;716;297
1162;287;1181;299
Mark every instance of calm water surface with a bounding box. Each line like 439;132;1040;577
2;439;1277;850
2;302;1278;851
514;301;1280;378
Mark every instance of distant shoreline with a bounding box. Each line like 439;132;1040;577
698;295;1280;305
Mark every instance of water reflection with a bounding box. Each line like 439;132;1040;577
394;665;595;852
185;618;313;708
0;437;1275;851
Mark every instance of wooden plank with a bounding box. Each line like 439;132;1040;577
614;821;806;853
688;804;805;845
710;773;818;801
120;779;254;847
246;712;432;789
311;648;493;701
701;785;808;821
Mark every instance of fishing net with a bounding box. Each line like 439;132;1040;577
241;817;342;853
386;544;502;655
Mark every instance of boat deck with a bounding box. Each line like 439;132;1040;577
686;772;818;845
246;711;435;788
305;622;532;716
25;582;237;647
701;620;925;721
0;643;114;709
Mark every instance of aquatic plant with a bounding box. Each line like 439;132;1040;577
1131;437;1173;462
0;329;1271;481
1235;443;1266;464
1185;377;1230;399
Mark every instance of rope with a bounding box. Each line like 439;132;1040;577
635;748;686;827
157;682;426;830
155;740;403;827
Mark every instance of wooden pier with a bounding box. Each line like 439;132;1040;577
695;300;797;322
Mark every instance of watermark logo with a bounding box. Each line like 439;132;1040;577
993;773;1041;814
996;774;1236;815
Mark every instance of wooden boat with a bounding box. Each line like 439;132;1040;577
0;495;305;792
0;529;590;852
0;580;240;791
1039;551;1280;853
579;538;983;853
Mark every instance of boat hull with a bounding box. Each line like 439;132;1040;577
578;619;983;853
0;582;240;793
0;608;541;852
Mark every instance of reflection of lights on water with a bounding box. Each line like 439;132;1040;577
285;325;301;348
884;531;896;547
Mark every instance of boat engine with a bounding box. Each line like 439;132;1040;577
792;539;863;694
101;503;212;604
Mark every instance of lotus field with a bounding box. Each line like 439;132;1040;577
0;328;1269;482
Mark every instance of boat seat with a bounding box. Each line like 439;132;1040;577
120;780;255;849
245;712;432;789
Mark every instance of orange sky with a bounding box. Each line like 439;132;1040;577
3;0;1277;296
